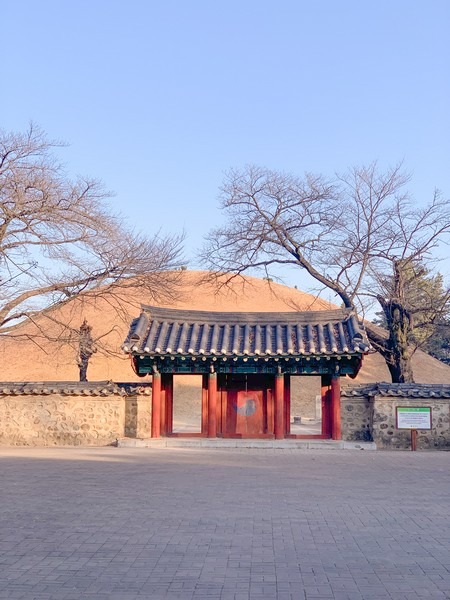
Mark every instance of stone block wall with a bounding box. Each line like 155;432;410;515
342;384;450;450
340;392;373;442
0;382;152;446
1;380;449;449
124;395;152;438
372;396;449;450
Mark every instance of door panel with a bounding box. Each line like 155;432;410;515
226;389;264;435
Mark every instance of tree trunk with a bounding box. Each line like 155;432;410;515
79;359;89;382
385;351;414;383
375;297;415;383
77;319;96;383
388;303;414;383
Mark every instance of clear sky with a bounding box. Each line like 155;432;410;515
3;0;450;292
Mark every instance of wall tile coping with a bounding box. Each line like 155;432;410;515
0;381;152;397
342;382;450;398
1;381;449;399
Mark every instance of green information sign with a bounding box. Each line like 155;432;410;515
396;407;432;430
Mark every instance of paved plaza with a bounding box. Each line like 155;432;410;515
0;447;449;600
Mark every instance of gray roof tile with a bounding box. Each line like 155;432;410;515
123;306;371;358
0;381;152;396
341;383;450;398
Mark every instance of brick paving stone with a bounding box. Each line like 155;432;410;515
0;447;449;599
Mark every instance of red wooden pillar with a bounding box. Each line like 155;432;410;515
267;385;274;435
201;374;208;435
330;375;341;440
208;372;217;438
284;375;291;436
152;371;161;438
162;374;173;435
274;373;285;440
321;375;332;438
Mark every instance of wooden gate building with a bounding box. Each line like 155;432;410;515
123;306;370;440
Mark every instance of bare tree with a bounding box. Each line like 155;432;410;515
0;125;184;337
370;259;450;382
200;164;450;383
77;319;97;382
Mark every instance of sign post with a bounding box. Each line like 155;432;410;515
396;407;432;451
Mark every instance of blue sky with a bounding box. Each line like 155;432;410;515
3;0;450;292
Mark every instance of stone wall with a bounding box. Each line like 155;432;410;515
124;394;152;439
342;384;450;450
0;382;152;446
340;391;373;442
372;396;449;450
1;381;449;449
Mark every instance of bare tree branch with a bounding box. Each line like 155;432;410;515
0;124;185;338
201;163;450;382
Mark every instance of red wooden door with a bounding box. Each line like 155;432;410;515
226;390;264;435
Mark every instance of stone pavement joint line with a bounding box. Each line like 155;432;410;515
0;447;448;600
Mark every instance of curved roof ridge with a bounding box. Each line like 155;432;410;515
140;304;354;324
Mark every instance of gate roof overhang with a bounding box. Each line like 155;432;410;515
123;306;371;377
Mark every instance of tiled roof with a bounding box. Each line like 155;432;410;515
0;381;151;396
123;306;370;358
342;383;450;398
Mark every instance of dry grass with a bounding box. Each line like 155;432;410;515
1;270;449;384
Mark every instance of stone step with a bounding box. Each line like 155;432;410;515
117;437;377;450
